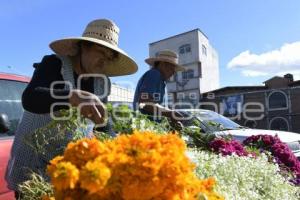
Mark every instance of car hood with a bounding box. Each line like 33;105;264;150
214;128;300;143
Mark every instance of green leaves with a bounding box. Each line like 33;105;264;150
107;104;172;134
180;120;216;150
24;108;91;157
18;173;53;200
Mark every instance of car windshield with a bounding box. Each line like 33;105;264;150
188;110;242;132
0;79;28;135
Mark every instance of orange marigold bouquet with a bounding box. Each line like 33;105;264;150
46;130;223;200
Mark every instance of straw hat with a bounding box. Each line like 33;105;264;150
145;50;184;71
50;19;138;77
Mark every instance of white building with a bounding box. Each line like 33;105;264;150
108;83;134;105
149;29;219;107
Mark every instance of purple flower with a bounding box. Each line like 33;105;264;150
209;138;248;156
244;134;300;178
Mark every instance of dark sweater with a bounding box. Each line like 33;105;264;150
22;55;95;114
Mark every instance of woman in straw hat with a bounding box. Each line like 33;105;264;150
6;19;137;198
133;50;184;124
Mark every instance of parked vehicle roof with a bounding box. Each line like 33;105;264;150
0;72;30;83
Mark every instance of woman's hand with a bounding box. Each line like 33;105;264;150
69;89;106;124
169;111;184;130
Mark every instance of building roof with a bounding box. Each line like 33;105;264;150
0;72;31;82
263;76;284;83
149;28;208;45
202;74;300;96
289;80;300;87
202;86;266;95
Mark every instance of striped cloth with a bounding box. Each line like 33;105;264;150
5;55;110;191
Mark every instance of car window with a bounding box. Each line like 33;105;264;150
0;79;28;136
192;110;241;132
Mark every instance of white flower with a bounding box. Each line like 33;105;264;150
191;150;300;200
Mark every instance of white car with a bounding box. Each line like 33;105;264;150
178;109;300;157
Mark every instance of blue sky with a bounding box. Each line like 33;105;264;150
1;0;300;90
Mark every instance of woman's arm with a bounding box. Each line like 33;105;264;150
22;55;70;114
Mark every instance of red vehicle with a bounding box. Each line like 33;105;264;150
0;73;30;199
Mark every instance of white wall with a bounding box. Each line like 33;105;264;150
197;31;220;93
149;29;219;105
149;31;199;63
108;84;134;103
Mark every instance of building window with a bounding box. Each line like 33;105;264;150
177;93;185;101
179;44;191;54
198;62;202;77
269;117;289;131
202;44;207;56
268;91;288;110
182;69;194;80
189;93;197;100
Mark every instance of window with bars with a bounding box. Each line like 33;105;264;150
182;69;194;80
179;44;191;54
202;44;207;56
268;91;288;110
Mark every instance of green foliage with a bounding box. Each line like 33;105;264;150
244;146;261;156
24;105;175;159
93;130;113;141
24;108;92;157
107;104;173;134
180;120;216;150
18;173;53;200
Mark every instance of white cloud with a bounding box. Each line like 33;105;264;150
241;70;268;77
276;70;300;81
227;41;300;80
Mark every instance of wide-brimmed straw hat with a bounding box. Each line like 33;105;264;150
50;19;138;77
145;50;184;71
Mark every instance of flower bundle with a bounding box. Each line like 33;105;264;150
208;138;249;156
242;135;280;149
194;151;300;200
243;135;300;179
46;131;223;200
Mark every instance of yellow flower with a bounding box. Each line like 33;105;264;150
53;189;86;200
47;156;64;178
64;138;107;168
80;158;111;194
49;156;64;165
41;195;55;200
47;161;79;190
47;131;223;199
196;177;224;200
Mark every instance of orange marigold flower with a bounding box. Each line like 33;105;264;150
63;138;107;168
47;161;79;190
47;156;64;176
47;131;223;200
199;177;216;191
41;195;55;200
49;156;64;165
53;189;86;200
80;158;111;194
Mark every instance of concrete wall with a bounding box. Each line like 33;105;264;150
108;84;134;103
197;31;220;93
149;29;219;106
201;87;300;133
